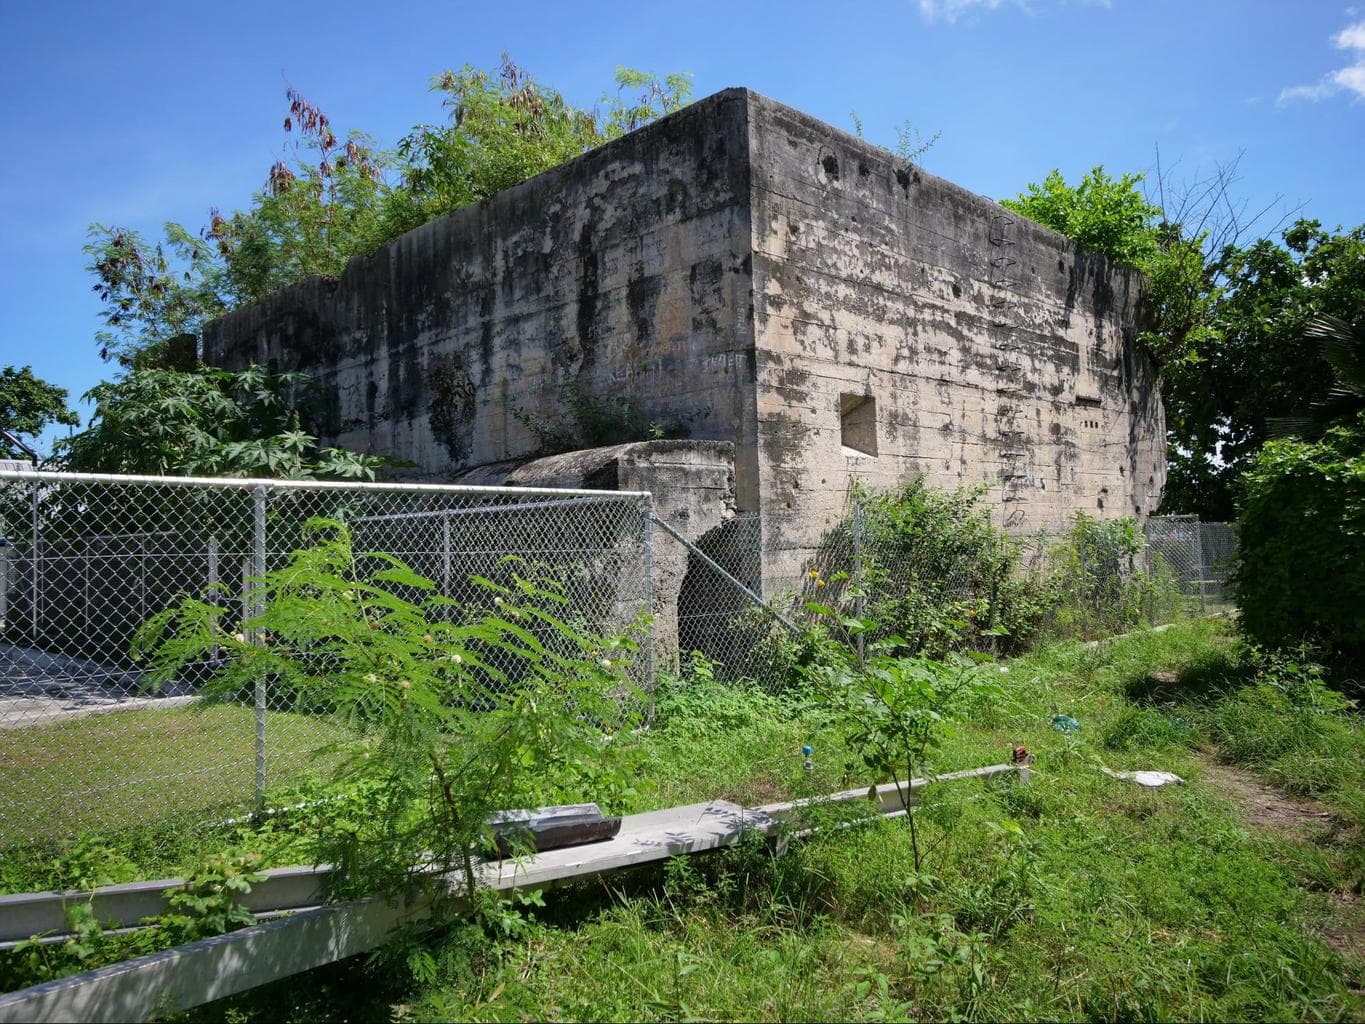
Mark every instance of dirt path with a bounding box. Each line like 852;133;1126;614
1197;754;1364;965
1197;758;1338;833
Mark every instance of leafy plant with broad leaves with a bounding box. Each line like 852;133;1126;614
1166;221;1365;518
54;364;385;480
1234;412;1365;677
152;851;265;944
132;518;646;900
1;848;265;991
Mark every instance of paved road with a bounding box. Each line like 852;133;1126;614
0;645;195;728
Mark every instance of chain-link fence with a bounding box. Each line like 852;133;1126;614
650;501;1238;691
1198;521;1238;610
1142;515;1238;617
0;470;651;848
0;466;1238;852
659;513;797;694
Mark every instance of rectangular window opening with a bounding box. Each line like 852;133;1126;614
840;393;878;457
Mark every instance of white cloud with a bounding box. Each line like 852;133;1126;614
1278;18;1365;105
916;0;1009;22
915;0;1108;23
1337;20;1365;49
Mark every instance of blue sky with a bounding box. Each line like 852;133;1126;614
2;0;1362;454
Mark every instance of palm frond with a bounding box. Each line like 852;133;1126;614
1307;314;1365;397
1265;415;1316;440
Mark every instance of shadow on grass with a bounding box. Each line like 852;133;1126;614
1123;644;1246;707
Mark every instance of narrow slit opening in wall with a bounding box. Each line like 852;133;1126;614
840;393;878;457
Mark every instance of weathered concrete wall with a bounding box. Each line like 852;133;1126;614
744;92;1165;587
202;87;1166;600
203;91;760;506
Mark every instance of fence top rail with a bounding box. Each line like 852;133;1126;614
0;469;651;502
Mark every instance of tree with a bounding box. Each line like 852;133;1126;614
390;59;690;234
90;58;691;369
1002;167;1163;266
203;89;394;306
76;58;690;476
54;365;384;480
85;225;229;369
0;366;78;459
1004;163;1360;520
1306;313;1365;424
1162;221;1365;518
1232;293;1365;674
1002;165;1217;367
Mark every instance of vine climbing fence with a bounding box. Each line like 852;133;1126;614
0;468;1234;850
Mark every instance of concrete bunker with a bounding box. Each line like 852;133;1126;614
202;87;1166;650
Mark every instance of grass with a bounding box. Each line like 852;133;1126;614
0;703;347;891
175;618;1365;1022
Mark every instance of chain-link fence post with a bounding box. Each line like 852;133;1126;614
82;540;91;641
0;537;9;632
251;484;268;815
1194;517;1207;615
139;534;148;635
987;533;1000;659
1078;536;1089;639
29;480;39;645
206;534;221;664
441;513;452;595
852;498;866;664
642;495;655;711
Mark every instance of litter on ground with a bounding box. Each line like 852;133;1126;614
1102;768;1185;788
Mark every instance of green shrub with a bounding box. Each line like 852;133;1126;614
804;484;1180;658
134;518;646;900
1235;414;1365;676
815;481;1054;657
1047;512;1151;639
